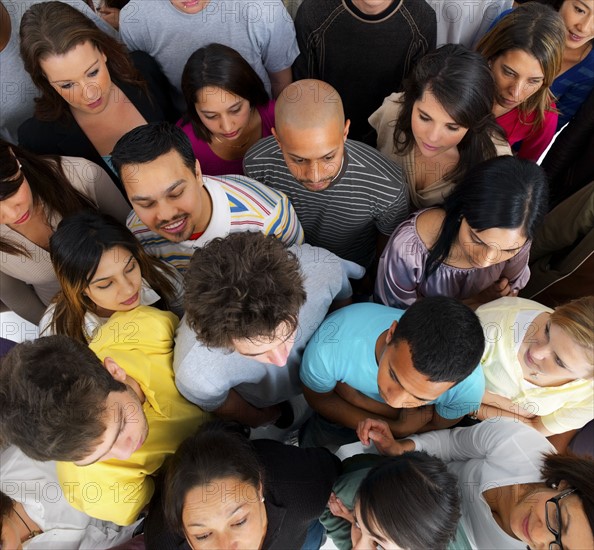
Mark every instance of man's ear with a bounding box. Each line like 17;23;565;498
194;158;203;179
271;127;282;149
386;320;398;344
103;357;127;383
343;119;350;141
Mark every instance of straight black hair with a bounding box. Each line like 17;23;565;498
181;43;269;142
111;122;196;176
426;156;548;277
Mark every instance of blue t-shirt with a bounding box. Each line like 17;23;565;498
300;302;484;420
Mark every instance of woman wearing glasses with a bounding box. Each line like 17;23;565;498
356;418;594;550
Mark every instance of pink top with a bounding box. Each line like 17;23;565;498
177;100;275;176
496;104;557;162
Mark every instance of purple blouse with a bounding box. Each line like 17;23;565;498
177;100;275;176
375;209;532;308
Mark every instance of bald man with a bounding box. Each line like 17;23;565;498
244;80;409;270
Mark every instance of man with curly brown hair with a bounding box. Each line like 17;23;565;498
173;231;364;429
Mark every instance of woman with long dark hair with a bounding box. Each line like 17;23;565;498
375;155;548;309
369;44;509;209
179;43;274;176
321;452;461;550
495;0;593;130
0;139;129;324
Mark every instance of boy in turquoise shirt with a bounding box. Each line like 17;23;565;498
300;297;485;449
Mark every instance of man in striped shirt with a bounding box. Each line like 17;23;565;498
244;79;409;270
111;122;304;273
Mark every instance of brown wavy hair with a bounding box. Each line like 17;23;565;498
0;139;95;257
19;1;145;121
392;44;506;186
476;3;566;128
184;232;306;349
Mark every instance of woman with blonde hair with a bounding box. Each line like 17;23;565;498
0;139;129;325
477;2;566;161
39;211;183;344
475;295;594;440
17;1;176;191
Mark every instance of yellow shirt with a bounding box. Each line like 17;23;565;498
56;306;209;525
478;297;593;434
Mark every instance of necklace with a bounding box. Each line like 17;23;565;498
13;505;43;541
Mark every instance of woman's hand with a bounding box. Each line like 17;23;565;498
356;418;410;455
327;492;355;524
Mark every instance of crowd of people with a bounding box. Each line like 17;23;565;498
0;0;593;549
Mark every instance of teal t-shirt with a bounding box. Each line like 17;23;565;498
300;302;484;419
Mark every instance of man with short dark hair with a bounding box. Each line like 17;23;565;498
244;80;409;270
174;231;364;429
299;297;486;449
111;122;303;273
0;307;208;525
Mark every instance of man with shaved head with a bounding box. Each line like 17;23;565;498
244;80;409;270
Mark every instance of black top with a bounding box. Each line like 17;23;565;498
144;439;341;550
293;0;436;144
17;51;178;194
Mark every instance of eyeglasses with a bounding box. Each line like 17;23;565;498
545;488;576;550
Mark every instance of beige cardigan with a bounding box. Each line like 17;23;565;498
0;157;130;324
369;92;512;209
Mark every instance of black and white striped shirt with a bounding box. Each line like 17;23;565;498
244;137;409;267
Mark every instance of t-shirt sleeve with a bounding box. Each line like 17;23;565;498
173;345;232;411
540;397;594;435
63;156;131;225
373;187;410;237
300;328;339;393
434;366;485;420
57;461;154;526
409;416;553;465
368;93;402;158
253;0;299;73
374;221;424;308
119;4;150;52
292;243;365;301
517;107;558;161
0;271;47;326
263;189;305;245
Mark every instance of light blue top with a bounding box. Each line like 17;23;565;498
300;302;485;420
